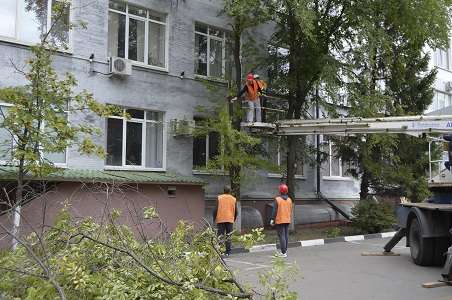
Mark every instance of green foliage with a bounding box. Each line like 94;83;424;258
258;258;298;300
194;104;274;187
325;227;342;238
351;200;396;234
0;209;295;299
0;44;118;178
337;0;452;200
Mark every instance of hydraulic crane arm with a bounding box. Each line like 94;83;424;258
251;115;452;136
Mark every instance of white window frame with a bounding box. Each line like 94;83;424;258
267;137;305;179
0;0;72;51
108;2;169;71
322;137;352;180
0;102;68;167
435;46;451;70
105;108;166;171
194;23;229;79
192;131;222;172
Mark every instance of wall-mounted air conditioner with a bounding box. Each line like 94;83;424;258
109;57;132;76
445;81;452;92
170;119;195;136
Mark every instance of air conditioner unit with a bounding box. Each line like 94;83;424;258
170;119;195;136
109;57;132;76
445;81;452;92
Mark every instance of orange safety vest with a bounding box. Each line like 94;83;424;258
245;80;259;101
216;194;236;223
275;196;292;224
256;80;267;95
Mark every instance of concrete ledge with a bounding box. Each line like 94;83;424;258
232;231;397;254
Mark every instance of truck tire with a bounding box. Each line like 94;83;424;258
433;237;451;266
409;218;434;266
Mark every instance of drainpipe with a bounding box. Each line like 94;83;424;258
316;88;320;194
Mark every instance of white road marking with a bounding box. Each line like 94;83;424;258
344;235;365;241
249;244;277;252
381;231;396;238
348;240;407;249
301;239;325;247
224;258;270;269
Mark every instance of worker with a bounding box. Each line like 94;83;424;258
231;73;262;123
254;74;267;95
213;185;237;256
270;183;293;258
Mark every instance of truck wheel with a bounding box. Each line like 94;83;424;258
433;237;451;266
409;218;434;266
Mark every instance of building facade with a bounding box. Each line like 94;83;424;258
0;0;361;233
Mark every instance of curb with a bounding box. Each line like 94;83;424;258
231;231;396;254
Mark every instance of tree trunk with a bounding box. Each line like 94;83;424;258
12;161;25;249
360;168;370;200
230;26;242;232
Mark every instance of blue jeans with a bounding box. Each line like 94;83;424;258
276;223;289;254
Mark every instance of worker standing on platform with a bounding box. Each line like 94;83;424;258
270;184;293;258
254;74;267;95
213;185;237;256
231;73;262;123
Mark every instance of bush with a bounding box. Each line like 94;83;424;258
325;227;342;238
351;200;396;234
0;208;296;300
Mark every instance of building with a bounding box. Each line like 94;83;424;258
0;0;361;243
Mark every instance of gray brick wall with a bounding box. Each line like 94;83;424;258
0;0;360;200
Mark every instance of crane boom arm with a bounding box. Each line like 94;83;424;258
251;115;452;136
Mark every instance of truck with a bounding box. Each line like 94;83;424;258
253;114;452;283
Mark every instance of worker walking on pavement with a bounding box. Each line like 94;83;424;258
231;73;263;123
270;184;293;258
213;185;237;256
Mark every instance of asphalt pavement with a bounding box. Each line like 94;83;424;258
225;237;452;300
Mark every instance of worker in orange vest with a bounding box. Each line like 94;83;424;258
213;185;237;256
231;73;263;123
270;184;293;258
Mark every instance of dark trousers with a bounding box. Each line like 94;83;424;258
217;222;234;254
276;223;289;254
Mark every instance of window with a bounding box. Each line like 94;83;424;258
267;137;304;177
435;46;450;69
108;1;167;69
193;118;220;169
0;0;70;47
106;108;165;169
194;23;232;78
427;91;452;112
0;103;67;165
0;105;13;162
323;137;349;178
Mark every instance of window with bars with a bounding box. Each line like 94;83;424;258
106;108;165;169
0;0;70;47
194;23;232;79
108;0;167;68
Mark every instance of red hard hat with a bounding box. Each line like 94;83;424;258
279;184;288;194
246;73;254;81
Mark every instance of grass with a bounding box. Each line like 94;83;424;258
259;224;364;245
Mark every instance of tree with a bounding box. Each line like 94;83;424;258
339;0;451;201
0;0;115;248
264;0;356;227
214;0;270;231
